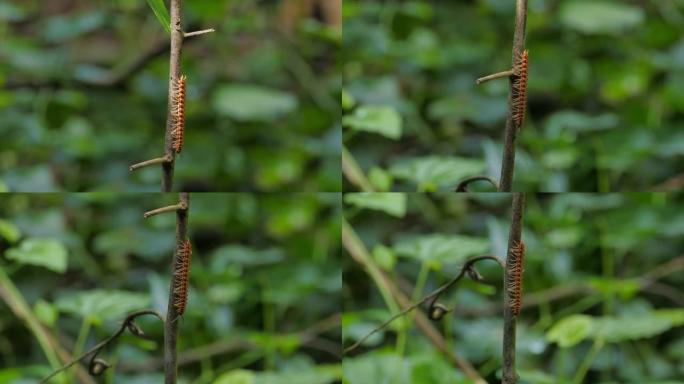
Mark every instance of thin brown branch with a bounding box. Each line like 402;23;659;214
162;0;185;192
476;69;514;85
130;155;173;172
40;310;163;383
164;192;190;384
503;193;525;384
184;28;215;37
499;0;528;191
4;40;169;90
342;220;487;384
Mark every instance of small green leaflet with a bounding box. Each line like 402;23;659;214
146;0;171;34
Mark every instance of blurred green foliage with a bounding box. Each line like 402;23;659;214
0;0;341;191
343;193;684;383
0;193;341;383
343;1;684;192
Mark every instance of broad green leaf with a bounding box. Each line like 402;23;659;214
0;219;20;243
587;277;640;300
214;370;255;384
560;1;644;35
5;239;68;273
389;156;486;192
254;366;340;384
392;234;490;268
368;166;393;191
210;245;284;269
146;0;171;34
547;311;684;347
372;244;397;271
546;315;593;348
592;314;674;343
343;105;402;140
344;193;407;217
55;290;150;324
34;299;58;326
343;352;410;384
212;84;298;122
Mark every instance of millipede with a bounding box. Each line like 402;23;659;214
507;240;525;316
172;238;192;317
171;74;186;154
512;50;528;129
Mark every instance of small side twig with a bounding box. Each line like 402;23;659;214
476;70;514;85
455;175;500;192
344;254;503;354
130;155;173;172
144;201;188;218
184;28;215;38
40;310;163;383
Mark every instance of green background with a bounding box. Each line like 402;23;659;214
0;193;342;383
343;193;684;383
343;0;684;192
0;0;341;192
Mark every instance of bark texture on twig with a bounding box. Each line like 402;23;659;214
502;193;525;383
162;0;185;192
499;0;528;191
164;192;190;384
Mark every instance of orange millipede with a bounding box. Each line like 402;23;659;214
172;238;192;317
512;50;528;129
507;240;525;316
171;75;186;154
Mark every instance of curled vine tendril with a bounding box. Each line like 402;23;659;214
455;176;500;192
344;254;504;354
40;309;164;383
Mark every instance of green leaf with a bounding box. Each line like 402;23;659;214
5;239;68;273
560;1;644;35
0;219;21;243
344;193;407;217
372;244;397;271
368;166;393;191
146;0;171;34
342;89;356;110
343;105;402;139
34;299;58;326
389;156;486;192
214;370;255;384
546;315;593;348
55;290;150;323
392;234;490;268
591;314;674;343
212;84;298;122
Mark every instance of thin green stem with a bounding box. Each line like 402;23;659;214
572;339;604;384
70;317;92;382
0;267;64;381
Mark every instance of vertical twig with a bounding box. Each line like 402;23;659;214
162;0;184;192
499;0;528;191
502;193;525;383
164;192;190;383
